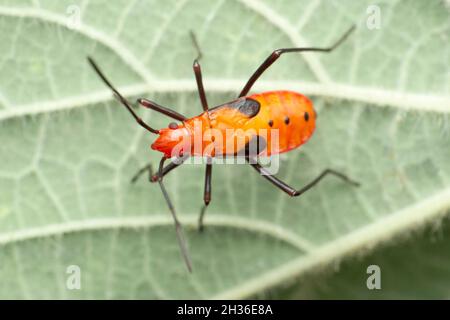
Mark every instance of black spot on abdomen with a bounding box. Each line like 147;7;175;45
304;112;309;121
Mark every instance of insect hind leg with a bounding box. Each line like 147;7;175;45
190;31;203;61
238;25;355;97
190;31;209;112
247;158;359;197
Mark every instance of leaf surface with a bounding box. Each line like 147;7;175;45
0;0;449;299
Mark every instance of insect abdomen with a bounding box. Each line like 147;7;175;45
246;90;316;155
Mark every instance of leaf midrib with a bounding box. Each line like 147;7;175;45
1;80;449;122
1;187;450;299
0;5;448;121
0;214;315;252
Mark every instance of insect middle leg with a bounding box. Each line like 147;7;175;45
198;161;212;232
246;158;359;197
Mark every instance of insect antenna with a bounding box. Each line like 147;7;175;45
87;57;159;134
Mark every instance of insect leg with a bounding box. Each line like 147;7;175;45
137;99;187;121
247;158;359;197
238;25;356;97
190;31;203;61
130;156;188;183
156;156;193;272
190;32;208;111
198;161;212;232
88;57;159;134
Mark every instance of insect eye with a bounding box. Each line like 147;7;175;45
168;122;178;129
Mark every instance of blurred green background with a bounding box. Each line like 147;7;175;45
0;0;449;299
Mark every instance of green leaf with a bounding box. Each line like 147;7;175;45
273;215;450;299
0;0;449;299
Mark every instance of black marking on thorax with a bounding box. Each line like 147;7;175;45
210;97;261;118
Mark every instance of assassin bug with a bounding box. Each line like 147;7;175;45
88;25;359;272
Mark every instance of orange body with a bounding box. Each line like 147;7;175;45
152;90;316;158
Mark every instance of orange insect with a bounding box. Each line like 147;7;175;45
88;25;359;272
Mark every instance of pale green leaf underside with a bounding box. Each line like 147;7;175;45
0;0;449;299
275;216;450;300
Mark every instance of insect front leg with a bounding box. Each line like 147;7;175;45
130;156;188;184
155;156;193;272
137;98;187;121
